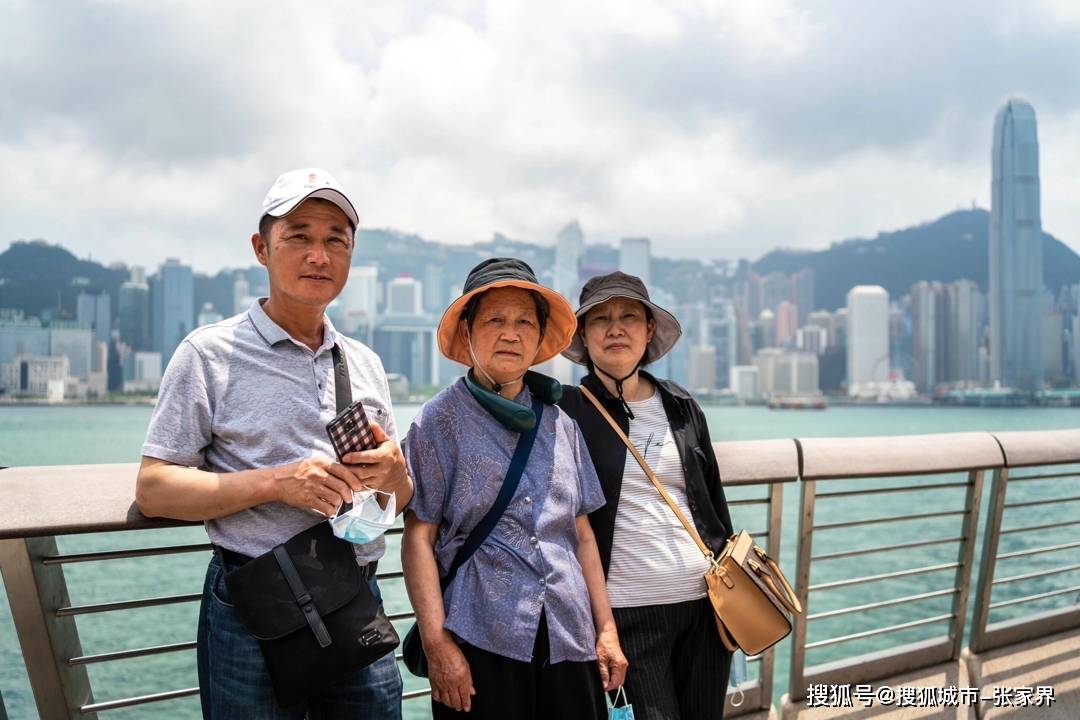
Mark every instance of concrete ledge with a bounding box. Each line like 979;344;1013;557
780;660;973;719
962;627;1080;719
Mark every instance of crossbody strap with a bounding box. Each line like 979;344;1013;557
441;396;545;590
273;545;333;648
579;385;714;561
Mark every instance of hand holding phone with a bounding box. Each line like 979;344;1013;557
326;401;378;516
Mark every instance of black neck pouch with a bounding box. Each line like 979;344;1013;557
217;345;399;709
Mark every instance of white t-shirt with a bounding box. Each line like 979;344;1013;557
606;392;710;608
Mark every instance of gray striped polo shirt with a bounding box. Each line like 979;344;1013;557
142;299;396;564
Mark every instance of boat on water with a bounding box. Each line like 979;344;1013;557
767;395;827;410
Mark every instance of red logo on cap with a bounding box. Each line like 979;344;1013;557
308;173;318;184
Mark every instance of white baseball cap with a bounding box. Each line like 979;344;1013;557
260;168;359;227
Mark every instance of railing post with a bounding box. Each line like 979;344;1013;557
969;467;1008;653
788;478;816;702
0;537;96;719
758;481;784;710
949;469;984;658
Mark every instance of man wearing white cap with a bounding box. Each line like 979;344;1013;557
137;168;410;717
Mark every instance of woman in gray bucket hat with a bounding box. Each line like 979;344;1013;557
558;271;734;720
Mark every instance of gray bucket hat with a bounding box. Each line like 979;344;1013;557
562;271;682;365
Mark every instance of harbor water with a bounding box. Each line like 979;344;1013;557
2;403;1078;718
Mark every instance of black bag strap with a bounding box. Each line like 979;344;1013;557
331;344;352;413
273;545;333;648
440;396;544;591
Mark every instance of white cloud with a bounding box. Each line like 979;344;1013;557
1;1;1079;274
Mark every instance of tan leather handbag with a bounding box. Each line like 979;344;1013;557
580;385;802;656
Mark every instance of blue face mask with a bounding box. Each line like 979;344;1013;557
610;686;634;720
329;488;396;545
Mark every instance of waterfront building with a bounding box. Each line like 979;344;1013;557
729;365;759;401
791;268;815;325
77;292;111;345
618;237;651;287
1043;311;1065;383
754;348;819;397
806;310;835;347
48;323;93;378
0;315;50;364
117;282;150;351
846;286;890;396
796;325;828;355
196;303;223;327
387;276;423;316
688;345;717;392
990;99;1043;390
123;351;163;393
372;315;439;387
775;301;798;347
150;259;194;365
946;280;982;383
554;221;584;301
338;265;378;339
706;300;737;390
232;274;250;315
0;355;68;400
911;281;946;393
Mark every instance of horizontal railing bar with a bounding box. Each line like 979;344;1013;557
1003;495;1080;510
377;570;404;581
403;688;433;701
43;543;212;565
1006;471;1080;482
813;510;964;532
388;611;416;623
728;499;769;507
993;563;1080;586
80;687;199;713
988;585;1080;610
816;481;969;499
807;588;957;621
69;641;196;666
998;540;1080;560
805;613;954;650
810;562;960;592
1000;519;1080;536
56;593;202;617
812;536;964;561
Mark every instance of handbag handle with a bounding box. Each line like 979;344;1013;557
754;547;803;614
580;385;715;562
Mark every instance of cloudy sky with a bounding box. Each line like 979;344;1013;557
2;0;1080;273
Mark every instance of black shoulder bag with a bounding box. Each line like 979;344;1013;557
401;396;544;677
218;345;400;708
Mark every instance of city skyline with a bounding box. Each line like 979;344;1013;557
3;3;1080;272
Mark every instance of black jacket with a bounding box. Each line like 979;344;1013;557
559;371;733;577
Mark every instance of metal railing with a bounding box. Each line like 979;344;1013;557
969;430;1080;653
784;432;1003;704
3;429;1079;718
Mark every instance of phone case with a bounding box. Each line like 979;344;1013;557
326;400;377;461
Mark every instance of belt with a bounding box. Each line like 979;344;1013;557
214;544;379;580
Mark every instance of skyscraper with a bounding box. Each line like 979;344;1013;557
846;286;890;396
990;99;1043;390
911;281;946;393
619;237;651;286
118;282;150;351
151;259;195;365
387;276;423;315
554;221;584;300
77;292;112;345
945;279;981;383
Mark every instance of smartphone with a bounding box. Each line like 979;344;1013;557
326;401;378;516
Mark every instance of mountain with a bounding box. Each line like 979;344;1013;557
0;240;128;320
753;209;1080;311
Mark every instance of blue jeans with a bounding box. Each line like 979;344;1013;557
197;555;403;719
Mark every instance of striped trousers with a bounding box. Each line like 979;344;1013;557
612;597;732;720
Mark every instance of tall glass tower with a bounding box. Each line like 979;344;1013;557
990;99;1043;390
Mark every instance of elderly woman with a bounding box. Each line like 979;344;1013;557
402;258;627;719
558;272;734;720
